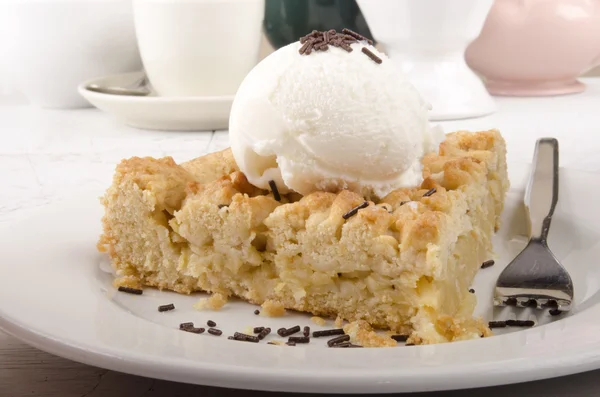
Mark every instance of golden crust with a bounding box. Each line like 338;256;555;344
98;131;509;344
180;148;239;184
193;293;228;311
343;320;397;347
261;300;287;317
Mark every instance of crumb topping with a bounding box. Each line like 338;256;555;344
261;300;286;317
193;293;228;311
343;320;397;348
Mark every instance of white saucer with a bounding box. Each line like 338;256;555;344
78;72;234;131
1;163;600;393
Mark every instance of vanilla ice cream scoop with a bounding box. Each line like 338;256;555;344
229;31;442;198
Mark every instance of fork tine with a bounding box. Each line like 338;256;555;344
494;138;574;312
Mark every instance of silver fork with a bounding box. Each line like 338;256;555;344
494;138;574;312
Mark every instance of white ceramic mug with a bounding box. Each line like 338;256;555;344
1;0;142;109
133;0;265;97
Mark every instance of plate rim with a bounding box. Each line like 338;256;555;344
2;298;600;394
2;164;600;393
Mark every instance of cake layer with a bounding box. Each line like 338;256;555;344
98;130;508;344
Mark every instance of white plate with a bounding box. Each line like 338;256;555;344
1;163;600;394
78;71;233;131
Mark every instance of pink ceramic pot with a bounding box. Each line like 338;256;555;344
466;0;600;96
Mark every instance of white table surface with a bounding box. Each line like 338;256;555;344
2;79;600;396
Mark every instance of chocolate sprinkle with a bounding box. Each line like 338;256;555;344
158;303;175;312
268;180;281;201
184;327;205;334
339;42;353;52
423;188;437;197
341;28;373;45
488;321;507;329
405;343;415;346
313;328;345;338
327;334;350;347
506;319;535;327
288;336;310;344
330;341;352;348
233;332;260;343
305;42;315;55
117;286;143;295
299;28;376;56
257;327;272;340
342;201;369;220
179;322;194;330
481;260;495;269
303;326;310;337
254;309;260;315
469;288;475;294
253;326;265;334
208;328;223;336
361;47;382;64
391;334;409;342
277;325;301;337
207;320;217;327
332;342;364;348
299;40;312;54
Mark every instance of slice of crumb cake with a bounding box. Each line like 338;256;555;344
98;130;508;344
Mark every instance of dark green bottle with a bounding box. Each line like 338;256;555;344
263;0;374;49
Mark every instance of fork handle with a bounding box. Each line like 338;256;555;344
525;138;559;243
